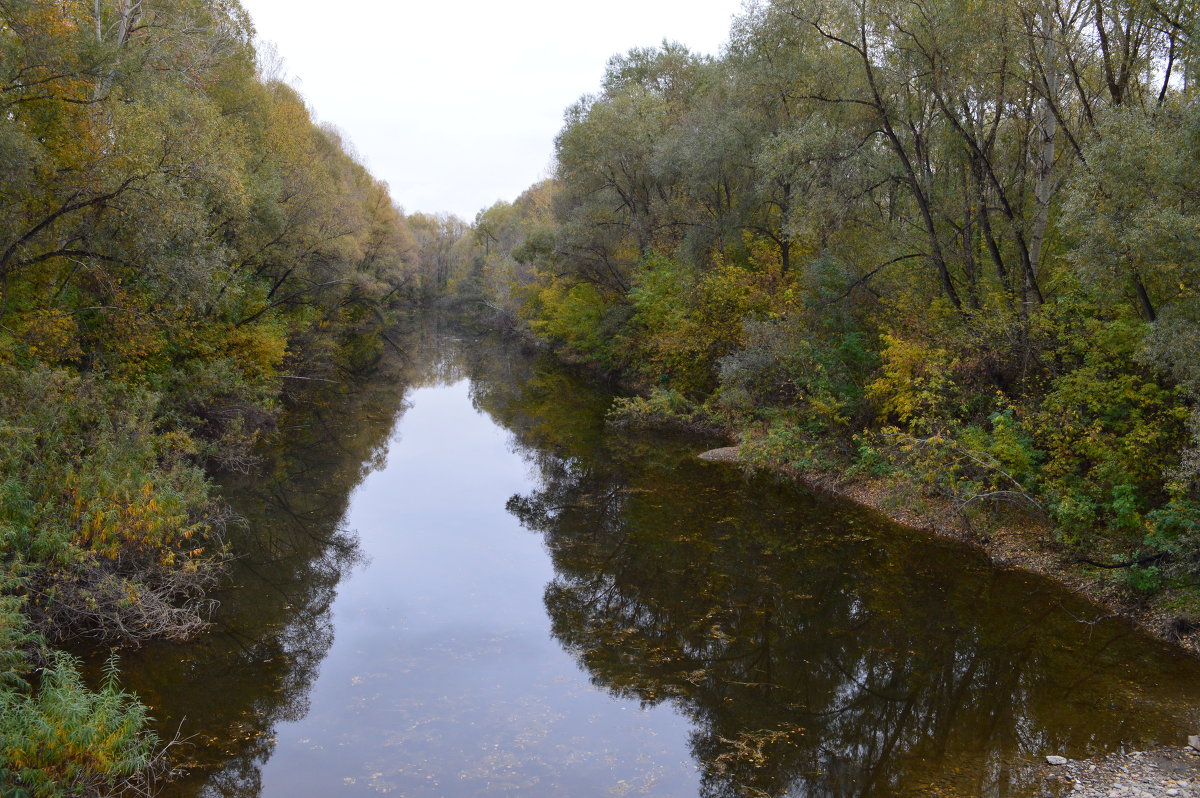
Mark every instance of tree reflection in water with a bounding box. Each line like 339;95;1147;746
111;319;1200;798
107;317;467;797
466;334;1200;798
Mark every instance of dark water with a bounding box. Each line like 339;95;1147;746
114;316;1200;797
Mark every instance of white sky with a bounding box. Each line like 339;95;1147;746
239;0;745;221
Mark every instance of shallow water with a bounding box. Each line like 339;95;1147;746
115;317;1200;797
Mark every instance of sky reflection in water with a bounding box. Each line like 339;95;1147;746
133;320;1200;798
254;378;699;796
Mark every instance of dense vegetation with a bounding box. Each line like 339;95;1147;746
439;0;1200;607
0;0;416;792
6;0;1200;792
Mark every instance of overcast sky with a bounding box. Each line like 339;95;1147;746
238;0;746;221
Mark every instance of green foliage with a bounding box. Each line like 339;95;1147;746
630;251;769;396
607;388;722;433
0;0;414;638
873;416;1045;519
738;414;834;473
1062;103;1200;317
527;279;625;369
1141;300;1200;492
845;436;894;479
718;313;876;429
1145;500;1200;585
0;582;36;695
0;651;158;798
0;591;159;798
1121;563;1164;595
956;410;1042;492
1032;316;1188;544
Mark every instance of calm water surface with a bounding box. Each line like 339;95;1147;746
115;317;1200;797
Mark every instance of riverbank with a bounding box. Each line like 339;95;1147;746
1039;746;1200;797
698;444;1200;660
483;299;1200;664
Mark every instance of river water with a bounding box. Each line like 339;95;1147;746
114;316;1200;797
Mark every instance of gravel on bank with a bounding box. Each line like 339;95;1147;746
1041;746;1200;797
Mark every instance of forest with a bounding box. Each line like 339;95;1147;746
439;0;1200;614
3;0;1200;794
0;0;428;792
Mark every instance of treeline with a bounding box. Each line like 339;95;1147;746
0;0;418;792
444;1;1200;600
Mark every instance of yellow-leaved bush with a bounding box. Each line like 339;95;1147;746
0;367;223;640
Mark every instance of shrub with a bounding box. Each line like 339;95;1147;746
1031;317;1188;545
0;652;159;798
874;412;1045;518
717;315;874;429
739;415;834;473
0;367;224;643
1143;499;1200;586
607;388;723;433
867;334;965;434
630;252;769;397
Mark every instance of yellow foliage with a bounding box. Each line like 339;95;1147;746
867;333;961;430
631;251;774;394
17;310;82;365
222;322;288;380
64;472;204;565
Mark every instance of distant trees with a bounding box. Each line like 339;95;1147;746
406;212;470;295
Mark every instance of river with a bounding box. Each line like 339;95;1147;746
109;314;1200;797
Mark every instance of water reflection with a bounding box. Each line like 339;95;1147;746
118;317;1200;798
115;318;458;796
466;334;1200;797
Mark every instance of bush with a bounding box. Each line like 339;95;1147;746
873;413;1045;518
844;435;895;479
1143;499;1200;586
0;652;159;798
0;588;160;798
717;314;874;429
866;333;965;434
630;251;770;397
739;415;834;473
0;367;224;643
607;388;723;433
1031;317;1188;546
